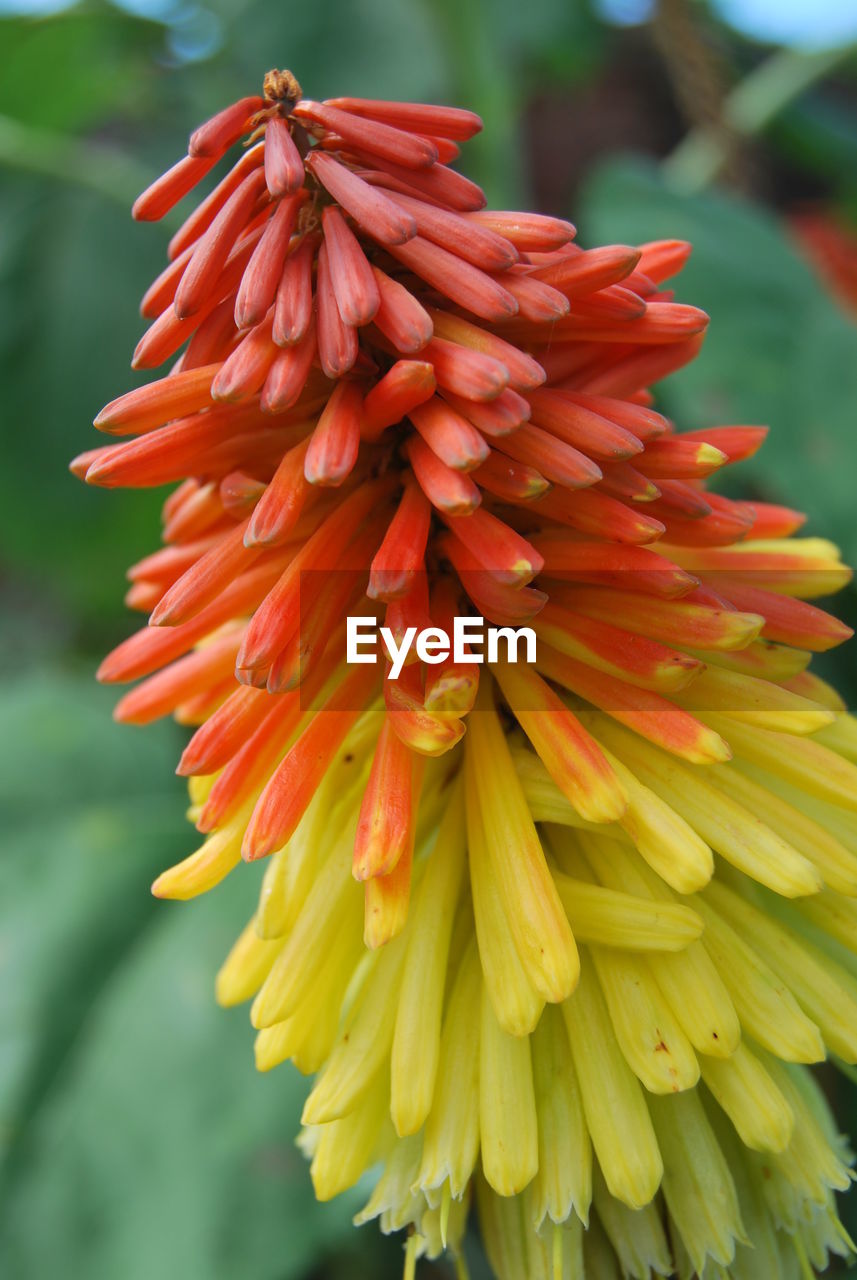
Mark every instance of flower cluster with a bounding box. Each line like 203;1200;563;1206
76;73;857;1279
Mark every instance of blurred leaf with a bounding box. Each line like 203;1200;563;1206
772;94;857;203
199;0;450;106
442;0;604;77
0;668;183;821
0;7;166;133
424;0;605;204
580;157;857;566
0;671;395;1279
0;178;168;631
0;671;187;1178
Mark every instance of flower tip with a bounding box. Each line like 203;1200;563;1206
213;977;231;1008
253;1039;277;1070
147;599;175;627
399;220;420;247
175;748;198;777
299;1097;321;1126
241;824;273;862
707;732;733;764
389;212;418;246
95;653;121;683
111;694;142;725
234;658;269;688
795;863;825;897
248;991;272;1031
69;451;94;480
84;459;114;487
698;443;729;469
173;298;200;323
150;871;171;899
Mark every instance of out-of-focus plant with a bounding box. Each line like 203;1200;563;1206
1;1;857;1275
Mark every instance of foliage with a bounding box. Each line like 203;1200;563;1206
0;1;856;1276
0;673;407;1279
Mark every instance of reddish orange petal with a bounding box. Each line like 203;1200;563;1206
408;397;489;471
307;152;416;245
242;664;380;860
263;115;305;197
361;360;436;440
188;95;266;158
168;144;264;260
461;210;575;250
324;96;482;141
178;683;271;775
440;506;543;587
150;518;261;627
536;602;703;693
406;435;482;516
113;629;242;725
132;153;218;222
494;422;602;491
316;240;359;378
368;479;432;600
322;205;381;326
295;99;438;168
528;388;643;460
536;645;730;765
369;265;434;353
358;157;486;211
471;450;549;502
261;315;318;412
94;364;219;435
387;235;516;321
531;487;666;544
439;387;530;438
353;719;415;880
304;379;363;487
383;190;517;269
235;194;302;329
493;659;626;823
212;311;277;402
531;244;640;295
429;310;545;390
174;167;268;319
273;234;316;345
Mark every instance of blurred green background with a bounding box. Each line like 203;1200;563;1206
1;0;856;1276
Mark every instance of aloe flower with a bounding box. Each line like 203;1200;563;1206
75;72;857;1279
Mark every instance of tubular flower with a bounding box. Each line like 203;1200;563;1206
76;72;857;1279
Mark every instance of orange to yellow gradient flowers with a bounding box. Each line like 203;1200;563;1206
74;70;857;1279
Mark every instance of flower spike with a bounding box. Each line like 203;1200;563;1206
79;69;857;1280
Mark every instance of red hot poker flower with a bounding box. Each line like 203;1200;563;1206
78;71;857;1280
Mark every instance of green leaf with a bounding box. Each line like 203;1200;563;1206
0;672;187;1174
0;9;166;134
0;180;167;628
0;672;398;1279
